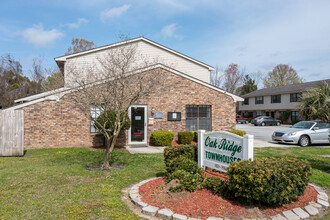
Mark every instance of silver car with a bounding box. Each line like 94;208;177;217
272;121;330;147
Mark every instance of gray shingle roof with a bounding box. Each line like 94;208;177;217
242;79;330;98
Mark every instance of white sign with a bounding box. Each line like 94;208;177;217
198;130;254;172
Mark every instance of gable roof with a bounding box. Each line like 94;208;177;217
242;79;330;98
8;64;242;111
54;37;214;71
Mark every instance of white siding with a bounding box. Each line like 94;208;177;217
64;40;211;87
238;94;300;111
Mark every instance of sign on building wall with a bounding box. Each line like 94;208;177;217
198;130;253;173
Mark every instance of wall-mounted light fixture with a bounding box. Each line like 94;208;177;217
151;107;155;114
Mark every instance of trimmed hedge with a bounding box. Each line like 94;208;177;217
178;131;194;144
193;130;211;142
164;145;195;166
228;129;246;137
151;130;175;146
204;157;311;206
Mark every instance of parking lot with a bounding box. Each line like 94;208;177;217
236;123;330;148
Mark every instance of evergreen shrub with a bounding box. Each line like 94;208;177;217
228;129;246;137
150;130;174;146
165;157;204;192
226;157;311;206
164;145;195;166
193;130;210;142
178;131;194;144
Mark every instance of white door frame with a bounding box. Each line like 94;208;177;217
128;105;148;145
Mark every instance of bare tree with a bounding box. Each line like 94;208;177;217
67;39;164;169
210;63;245;94
210;65;224;88
223;63;245;94
65;38;95;55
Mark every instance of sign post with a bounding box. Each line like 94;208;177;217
198;130;253;172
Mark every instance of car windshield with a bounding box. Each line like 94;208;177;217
291;121;315;129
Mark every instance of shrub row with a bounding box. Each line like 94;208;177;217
151;129;246;146
203;157;311;206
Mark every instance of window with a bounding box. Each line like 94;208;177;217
291;111;298;121
271;95;281;103
315;122;330;129
255;96;264;104
186;105;211;131
290;93;301;102
90;104;102;133
243;98;249;105
256;111;262;117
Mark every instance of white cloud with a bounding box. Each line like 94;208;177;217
160;23;183;39
100;4;131;22
21;24;64;48
161;24;177;38
65;18;89;29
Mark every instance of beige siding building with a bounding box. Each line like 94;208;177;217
238;79;330;122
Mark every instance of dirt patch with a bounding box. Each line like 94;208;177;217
86;164;126;172
139;171;318;219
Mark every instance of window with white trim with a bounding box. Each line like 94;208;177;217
90;104;102;133
255;96;264;104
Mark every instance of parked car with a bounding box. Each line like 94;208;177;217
272;121;330;147
236;115;248;124
251;116;281;126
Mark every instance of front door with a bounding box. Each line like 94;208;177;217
129;105;147;145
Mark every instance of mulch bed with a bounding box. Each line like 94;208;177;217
139;170;318;219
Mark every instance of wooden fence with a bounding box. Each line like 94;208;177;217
0;110;24;156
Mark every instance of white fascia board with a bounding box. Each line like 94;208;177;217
54;37;214;71
6;95;61;111
15;87;68;103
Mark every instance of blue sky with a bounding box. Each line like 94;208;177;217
1;0;330;84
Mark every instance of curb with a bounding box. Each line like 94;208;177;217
129;178;329;220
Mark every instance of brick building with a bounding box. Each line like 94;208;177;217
7;37;243;149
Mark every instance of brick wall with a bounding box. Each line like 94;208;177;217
20;68;236;149
140;69;236;143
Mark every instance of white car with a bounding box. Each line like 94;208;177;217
272;121;330;146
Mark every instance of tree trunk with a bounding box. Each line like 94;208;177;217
101;134;119;169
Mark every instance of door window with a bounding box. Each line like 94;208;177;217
131;107;145;142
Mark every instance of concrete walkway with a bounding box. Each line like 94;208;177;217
125;145;164;154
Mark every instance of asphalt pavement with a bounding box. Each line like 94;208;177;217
236;123;330;148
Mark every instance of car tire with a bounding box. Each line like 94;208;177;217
261;122;265;126
277;121;281;126
299;135;310;147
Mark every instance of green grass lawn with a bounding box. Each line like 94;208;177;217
0;147;329;219
0;148;164;219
